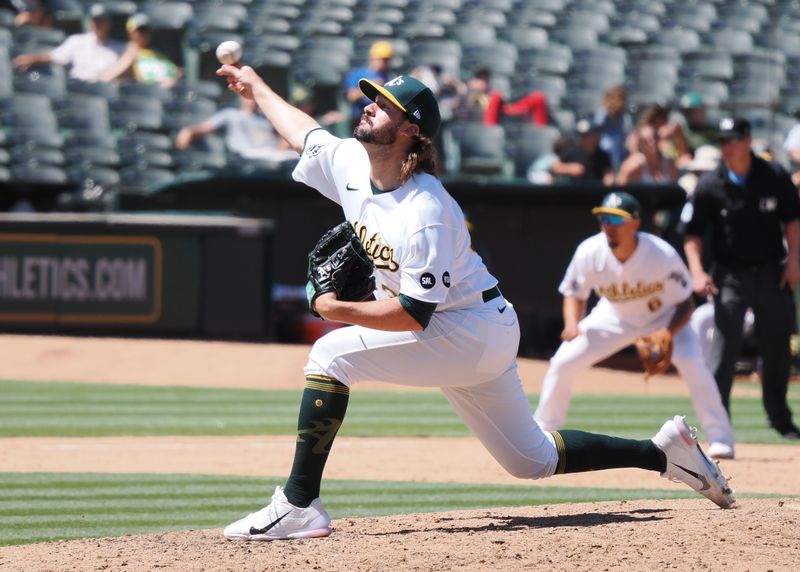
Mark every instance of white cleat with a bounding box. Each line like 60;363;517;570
652;415;735;509
224;486;332;540
707;441;735;460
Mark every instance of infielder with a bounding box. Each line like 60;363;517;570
215;64;734;541
534;192;735;459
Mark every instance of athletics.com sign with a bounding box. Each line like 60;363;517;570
0;234;162;324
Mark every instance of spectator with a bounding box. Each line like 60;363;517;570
409;64;466;123
12;3;125;82
10;0;53;27
175;93;297;164
593;85;632;173
290;85;346;129
100;14;179;87
549;118;614;185
618;124;678;185
683;116;800;440
343;40;394;133
678;144;721;196
636;104;692;170
457;67;549;127
677;92;717;158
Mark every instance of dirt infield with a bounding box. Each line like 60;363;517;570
1;335;799;570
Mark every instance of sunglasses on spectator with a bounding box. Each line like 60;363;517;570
597;214;626;226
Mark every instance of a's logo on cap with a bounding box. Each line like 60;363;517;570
386;77;404;87
720;117;734;130
412;109;421;119
606;193;622;207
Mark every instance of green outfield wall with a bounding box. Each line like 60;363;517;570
0;213;273;337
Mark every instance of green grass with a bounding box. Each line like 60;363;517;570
0;380;798;443
0;381;793;547
0;472;757;547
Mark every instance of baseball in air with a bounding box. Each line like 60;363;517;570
216;40;242;65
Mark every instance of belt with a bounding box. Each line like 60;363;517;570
482;285;501;303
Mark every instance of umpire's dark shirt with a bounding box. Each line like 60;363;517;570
683;152;800;267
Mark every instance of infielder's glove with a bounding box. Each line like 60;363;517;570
306;221;376;317
634;330;673;378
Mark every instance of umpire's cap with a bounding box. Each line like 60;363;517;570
717;117;751;142
359;75;441;138
591;191;641;219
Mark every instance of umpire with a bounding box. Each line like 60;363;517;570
683;117;800;439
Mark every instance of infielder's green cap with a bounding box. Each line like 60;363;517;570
591;191;641;219
359;75;441;138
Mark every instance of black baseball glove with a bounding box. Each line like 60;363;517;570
306;221;376;317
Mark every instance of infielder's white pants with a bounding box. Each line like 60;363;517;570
305;300;559;480
533;308;734;447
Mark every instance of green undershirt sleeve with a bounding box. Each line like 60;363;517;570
398;294;437;330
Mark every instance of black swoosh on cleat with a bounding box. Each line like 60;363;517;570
346;183;359;191
673;463;710;491
498;305;507;313
249;511;291;535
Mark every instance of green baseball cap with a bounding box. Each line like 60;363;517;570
358;75;441;138
591;191;641;219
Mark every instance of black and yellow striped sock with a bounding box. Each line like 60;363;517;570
283;375;350;507
550;430;666;474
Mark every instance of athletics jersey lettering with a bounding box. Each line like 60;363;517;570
595;280;664;302
354;221;399;272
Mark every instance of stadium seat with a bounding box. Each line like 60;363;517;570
13;66;66;100
67;78;120;101
117;131;173;153
110;97;164;133
653;27;701;53
65;146;121;169
708;28;754;56
12;24;65;51
683;51;735;82
512;74;566;108
449;121;507;176
451;22;496;48
562;88;604;117
67;166;120;191
506;26;549;51
10;162;68;183
118;81;174;102
563;11;611;35
551;26;599;51
517;43;572;76
504;124;559;179
56;95;112;136
119;165;176;193
10;145;65;167
462;43;518;78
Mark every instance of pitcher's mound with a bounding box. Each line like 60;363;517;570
2;499;798;571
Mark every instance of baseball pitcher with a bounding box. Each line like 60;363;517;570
214;64;734;541
534;192;735;459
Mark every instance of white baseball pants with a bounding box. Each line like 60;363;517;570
305;299;559;480
534;307;734;447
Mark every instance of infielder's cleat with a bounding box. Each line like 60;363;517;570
707;441;735;460
652;415;735;509
224;486;331;541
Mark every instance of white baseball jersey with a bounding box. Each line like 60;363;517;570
293;129;496;310
535;231;733;448
293;128;561;481
559;232;692;327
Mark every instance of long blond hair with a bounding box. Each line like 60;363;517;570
400;135;439;183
